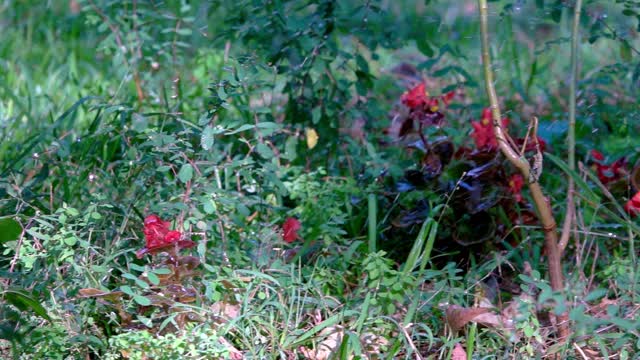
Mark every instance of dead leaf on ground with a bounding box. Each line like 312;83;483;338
78;288;124;302
452;343;467;360
299;326;344;360
217;336;243;360
445;304;492;332
210;301;241;322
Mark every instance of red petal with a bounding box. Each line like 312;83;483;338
141;215;183;254
165;230;182;244
144;215;163;225
508;174;525;203
178;240;196;249
625;193;640;217
282;217;301;243
401;83;428;110
481;108;493;121
441;91;456;106
591;150;605;161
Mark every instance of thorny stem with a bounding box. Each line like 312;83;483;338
478;0;570;339
560;0;582;252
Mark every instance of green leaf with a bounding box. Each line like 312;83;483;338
620;42;632;62
178;163;194;183
25;228;50;241
622;9;636;17
416;39;434;57
176;28;192;36
282;136;298;161
151;267;172;275
0;217;22;245
133;295;152;306
226;124;254;134
134;278;150;289
585;288;608;302
63;236;78;246
3;289;51;321
122;273;138;281
147;272;160;286
255;143;274;159
201;125;215;150
120;285;135;296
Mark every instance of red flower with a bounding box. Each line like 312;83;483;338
441;90;456;107
591;150;628;185
481;107;492;121
514;136;547;153
591;150;605;162
508;174;525;203
397;83;456;131
625;192;640;217
282;217;301;243
136;215;195;258
471;108;509;150
401;83;429;110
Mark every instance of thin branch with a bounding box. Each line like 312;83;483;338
477;0;569;339
560;0;582;252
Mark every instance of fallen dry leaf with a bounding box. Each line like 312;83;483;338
445;305;492;332
211;301;241;322
299;326;344;360
452;343;467;360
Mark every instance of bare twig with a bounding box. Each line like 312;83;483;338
561;0;582;253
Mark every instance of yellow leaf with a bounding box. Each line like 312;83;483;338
306;128;319;149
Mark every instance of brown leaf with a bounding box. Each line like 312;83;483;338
78;288;124;302
299;326;344;360
216;337;243;360
211;302;241;321
445;305;491;332
452;343;467;360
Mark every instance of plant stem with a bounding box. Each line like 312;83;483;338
560;0;582;252
477;0;569;339
368;193;377;253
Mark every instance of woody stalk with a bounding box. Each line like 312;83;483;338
477;0;570;339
